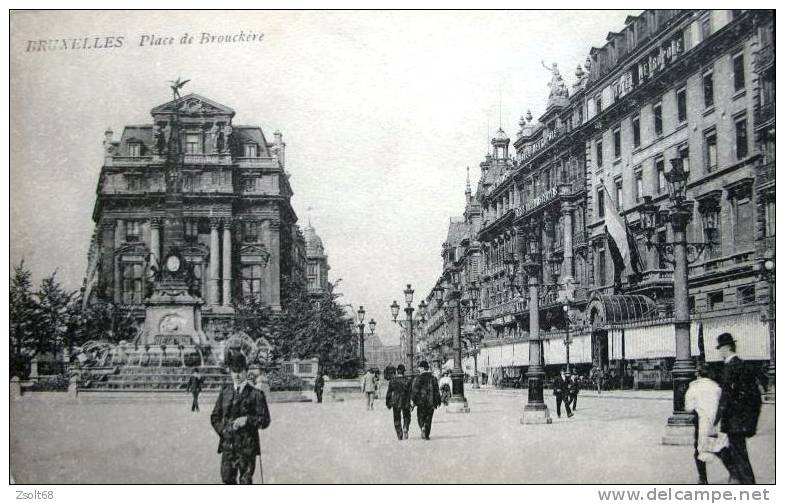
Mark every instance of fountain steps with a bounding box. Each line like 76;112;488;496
81;365;231;392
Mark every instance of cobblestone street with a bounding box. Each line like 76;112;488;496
10;390;775;484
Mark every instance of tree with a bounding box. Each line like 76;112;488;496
10;261;39;378
234;276;359;377
34;271;76;358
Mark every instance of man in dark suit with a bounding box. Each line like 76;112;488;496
715;332;761;485
553;367;574;418
211;351;271;484
568;369;580;411
186;367;203;412
386;364;412;440
314;373;325;404
410;361;441;440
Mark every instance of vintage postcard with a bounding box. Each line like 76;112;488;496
8;8;776;492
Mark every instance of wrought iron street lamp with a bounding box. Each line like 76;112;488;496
391;284;417;376
520;222;552;424
639;158;715;445
357;305;366;372
761;258;775;402
464;282;483;389
562;304;573;370
432;279;477;413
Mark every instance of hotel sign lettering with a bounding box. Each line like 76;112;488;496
515;186;558;216
519;126;565;161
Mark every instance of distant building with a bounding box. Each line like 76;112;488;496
82;92;308;342
303;223;330;297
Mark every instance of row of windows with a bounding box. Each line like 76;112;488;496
596;53;747;172
126;139;260;158
118;260;267;304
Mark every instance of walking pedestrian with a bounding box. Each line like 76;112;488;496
685;364;727;484
715;332;762;484
553;367;574;418
568;369;579;411
314;372;325;404
186;367;203;412
361;369;376;411
211;351;271;484
438;370;452;406
591;366;603;395
410;360;441;440
386;364;412;440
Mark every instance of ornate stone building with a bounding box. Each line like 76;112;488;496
424;9;774;389
303;223;330;297
83;92;307;341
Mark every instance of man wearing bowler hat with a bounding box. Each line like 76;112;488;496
410;360;441;440
211;350;271;484
715;332;761;484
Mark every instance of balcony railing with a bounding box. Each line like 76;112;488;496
573;230;590;248
756;236;775;259
690;250;755;277
754;102;775;128
754;45;775;73
757;162;775;187
183;153;232;165
481;298;527;320
635;269;674;285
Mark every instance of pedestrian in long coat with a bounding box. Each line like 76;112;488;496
386;364;412;440
410;360;441;440
211;351;271;484
715;333;762;484
568;371;580;411
186;368;203;412
552;368;573;418
314;373;325;404
361;369;376;410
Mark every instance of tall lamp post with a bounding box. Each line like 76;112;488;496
391;284;417;376
357;306;366;373
640;158;715;445
562;304;574;371
761;258;775;403
520;223;552;425
432;281;479;413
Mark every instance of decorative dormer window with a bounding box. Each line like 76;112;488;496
244;143;258;157
129;142;141;157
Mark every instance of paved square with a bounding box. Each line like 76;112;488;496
10;390;774;484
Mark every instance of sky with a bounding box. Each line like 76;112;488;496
10;10;637;345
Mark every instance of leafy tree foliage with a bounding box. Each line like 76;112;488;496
9;262;138;378
234;276;359;378
10;262;39;378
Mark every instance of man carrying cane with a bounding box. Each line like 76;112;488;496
211;350;271;484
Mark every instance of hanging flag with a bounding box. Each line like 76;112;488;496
697;320;705;363
602;180;643;286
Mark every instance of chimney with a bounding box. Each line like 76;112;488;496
273;130;285;168
103;128;114;161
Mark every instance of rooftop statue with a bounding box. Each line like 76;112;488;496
542;61;569;108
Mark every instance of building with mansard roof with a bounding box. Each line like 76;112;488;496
83;92;307;341
422;9;774;390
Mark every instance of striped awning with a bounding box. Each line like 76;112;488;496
587;294;658;327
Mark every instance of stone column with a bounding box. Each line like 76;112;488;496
209;217;221;305
114;219;124;304
150;217;161;271
542;215;552;286
269;221;281;310
100;220;115;302
561;203;575;283
222;218;232;307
